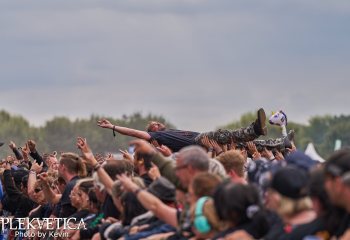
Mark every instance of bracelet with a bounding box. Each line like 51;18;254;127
93;163;101;171
112;125;116;137
29;170;36;174
134;188;143;196
208;148;213;152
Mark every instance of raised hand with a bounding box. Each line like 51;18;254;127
76;137;97;167
97;119;113;129
262;148;274;160
274;150;285;161
27;140;37;153
287;142;297;153
209;139;223;155
9;141;16;150
31;161;43;174
20;143;30;160
150;139;160;148
129;140;156;155
119;149;133;162
148;164;161;181
37;172;49;184
156;145;172;157
117;174;139;193
246;142;258;155
201;136;212;150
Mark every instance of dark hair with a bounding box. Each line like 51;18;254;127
21;175;29;188
309;169;347;235
213;181;269;238
324;148;350;178
120;192;147;225
78;180;94;194
103;160;134;181
146;121;166;132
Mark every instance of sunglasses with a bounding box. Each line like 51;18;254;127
34;188;42;193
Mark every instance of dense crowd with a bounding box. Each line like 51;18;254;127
0;108;349;240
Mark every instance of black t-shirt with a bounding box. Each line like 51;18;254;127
57;176;79;218
279;217;328;240
102;194;121;219
148;129;200;152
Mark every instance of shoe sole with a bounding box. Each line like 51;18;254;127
288;130;295;142
257;108;267;136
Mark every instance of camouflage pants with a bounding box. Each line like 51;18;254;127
194;122;258;145
194;123;293;150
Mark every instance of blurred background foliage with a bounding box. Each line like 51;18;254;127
1;109;349;159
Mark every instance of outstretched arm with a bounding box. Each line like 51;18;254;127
97;119;151;140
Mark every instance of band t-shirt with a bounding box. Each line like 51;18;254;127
148;129;200;152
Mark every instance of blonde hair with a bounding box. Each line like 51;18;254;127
276;194;313;218
59;152;87;178
216;150;245;177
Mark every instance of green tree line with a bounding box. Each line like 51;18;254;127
220;111;350;158
1;109;349;159
0;110;174;158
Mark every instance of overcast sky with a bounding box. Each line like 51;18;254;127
1;0;349;131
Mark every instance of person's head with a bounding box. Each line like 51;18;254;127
308;168;331;216
266;167;313;220
216;150;246;178
56;176;66;194
93;159;134;200
324;148;350;210
58;153;87;181
175;146;209;188
133;151;150;175
148;177;176;205
214;181;269;238
104;160;134;179
32;177;56;205
69;179;94;211
12;169;29;193
111;177;146;225
188;172;222;205
46;153;59;170
213;181;269;239
32;181;46;205
192;197;223;239
111;177;145;213
146;121;166;132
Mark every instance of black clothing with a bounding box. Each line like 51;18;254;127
2;169;37;218
69;209;91;223
29;204;53;219
140;173;153;187
148;129;199;152
55;175;79;218
103;194;121;219
333;213;350;238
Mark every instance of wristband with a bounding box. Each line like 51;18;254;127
93;163;101;171
113;125;116;137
